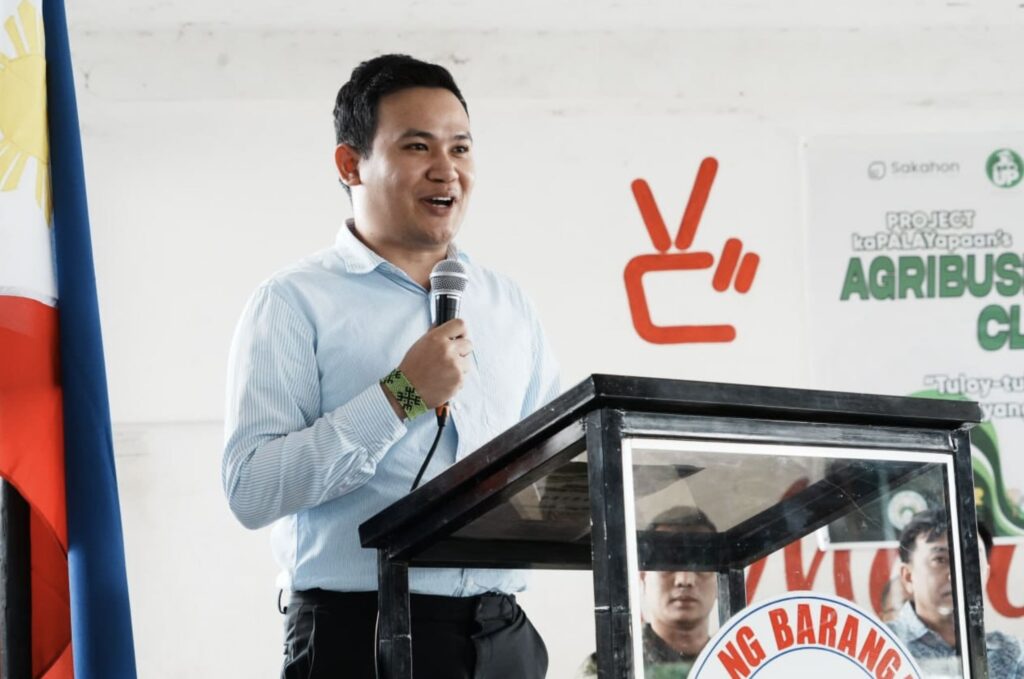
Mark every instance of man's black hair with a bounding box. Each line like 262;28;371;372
898;508;948;564
648;506;718;533
332;54;467;196
977;520;994;560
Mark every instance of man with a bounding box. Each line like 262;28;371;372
223;54;559;678
578;508;719;678
888;509;1024;677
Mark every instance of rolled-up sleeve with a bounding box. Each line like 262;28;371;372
222;282;406;530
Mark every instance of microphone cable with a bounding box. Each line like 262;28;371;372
410;406;449;491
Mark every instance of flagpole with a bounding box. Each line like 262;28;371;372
0;480;31;679
45;0;139;672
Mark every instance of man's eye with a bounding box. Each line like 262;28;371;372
406;143;428;151
453;145;471;154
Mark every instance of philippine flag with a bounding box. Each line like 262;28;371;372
0;0;136;677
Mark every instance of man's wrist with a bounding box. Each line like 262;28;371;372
381;384;407;422
380;368;428;421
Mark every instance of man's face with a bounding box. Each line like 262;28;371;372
641;569;717;630
346;86;474;253
902;534;954;623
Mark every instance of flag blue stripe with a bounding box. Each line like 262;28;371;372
45;0;138;676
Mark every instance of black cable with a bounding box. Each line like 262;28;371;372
410;414;447;491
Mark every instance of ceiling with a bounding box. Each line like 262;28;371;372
68;0;1024;32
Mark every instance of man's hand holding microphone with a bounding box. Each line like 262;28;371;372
382;318;472;421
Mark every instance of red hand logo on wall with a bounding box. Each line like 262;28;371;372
624;157;760;344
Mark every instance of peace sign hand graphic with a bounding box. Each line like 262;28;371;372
624;157;760;344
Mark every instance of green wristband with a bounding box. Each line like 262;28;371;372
380;368;429;420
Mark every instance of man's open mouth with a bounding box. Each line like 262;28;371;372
423;196;456;208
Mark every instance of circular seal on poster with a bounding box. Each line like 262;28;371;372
689;592;923;679
887;490;929;530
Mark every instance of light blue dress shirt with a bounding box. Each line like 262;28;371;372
223;222;560;596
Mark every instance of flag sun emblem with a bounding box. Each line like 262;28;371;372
0;0;51;221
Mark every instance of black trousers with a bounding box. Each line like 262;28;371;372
281;590;548;679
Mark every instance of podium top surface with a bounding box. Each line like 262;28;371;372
359;374;980;556
529;374;980;425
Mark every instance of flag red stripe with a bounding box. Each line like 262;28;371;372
0;295;59;389
0;295;71;677
0;296;66;544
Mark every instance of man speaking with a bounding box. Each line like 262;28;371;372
222;54;560;678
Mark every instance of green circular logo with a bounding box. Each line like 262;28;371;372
986;148;1023;188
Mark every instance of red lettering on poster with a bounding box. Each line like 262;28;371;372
785;543;827;591
769;608;794;650
856;628;886;672
818;604;839;647
868;548;900;617
795;603;816;645
717;626;765;679
745;543;1022;624
874;648;901;679
833;549;855;601
837;615;860;657
988;544;1024;617
738;625;766;666
717;640;752;679
745;556;768;602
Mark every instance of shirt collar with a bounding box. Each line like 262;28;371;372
334;218;465;275
896;601;950;647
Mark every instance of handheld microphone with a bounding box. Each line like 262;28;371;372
429;259;469;326
429;259;469;425
411;259;469;492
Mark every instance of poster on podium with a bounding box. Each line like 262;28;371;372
690;592;925;679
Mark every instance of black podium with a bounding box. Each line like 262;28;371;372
359;375;986;678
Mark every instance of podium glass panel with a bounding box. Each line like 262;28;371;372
623;438;970;679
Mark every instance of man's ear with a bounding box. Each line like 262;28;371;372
899;562;913;594
335;144;362;187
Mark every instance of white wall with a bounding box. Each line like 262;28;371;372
68;2;1024;676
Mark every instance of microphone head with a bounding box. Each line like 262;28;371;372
430;259;469;297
